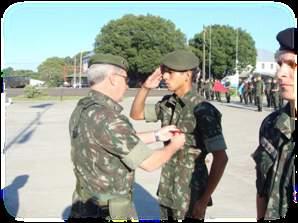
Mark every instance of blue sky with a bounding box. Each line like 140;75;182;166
2;1;296;71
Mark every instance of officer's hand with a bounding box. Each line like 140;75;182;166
156;125;180;142
169;133;186;150
143;67;162;89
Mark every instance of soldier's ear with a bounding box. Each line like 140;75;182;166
109;74;117;86
186;70;192;80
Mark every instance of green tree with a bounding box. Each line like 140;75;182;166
2;67;14;77
2;67;41;79
37;57;65;87
189;25;257;80
94;14;187;86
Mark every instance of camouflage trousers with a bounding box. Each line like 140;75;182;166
160;204;188;220
69;198;138;220
69;190;138;220
159;204;207;220
69;198;110;219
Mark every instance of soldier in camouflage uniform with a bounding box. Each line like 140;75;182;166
69;53;186;219
210;78;215;100
204;79;212;101
242;79;249;104
224;81;231;103
197;77;203;96
248;80;254;104
265;78;272;107
252;77;258;105
252;27;296;220
271;78;280;110
130;50;228;220
255;75;264;112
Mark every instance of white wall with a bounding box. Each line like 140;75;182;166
255;61;278;75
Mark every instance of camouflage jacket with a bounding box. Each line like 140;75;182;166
252;102;295;219
255;80;264;96
271;82;280;95
265;83;272;95
69;90;153;204
144;89;227;215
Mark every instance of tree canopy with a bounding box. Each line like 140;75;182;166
37;57;65;87
94;14;187;86
189;25;257;80
2;67;40;79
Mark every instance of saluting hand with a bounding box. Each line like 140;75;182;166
143;67;162;89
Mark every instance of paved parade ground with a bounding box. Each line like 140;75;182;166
2;95;275;221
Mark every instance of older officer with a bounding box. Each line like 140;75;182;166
69;53;186;219
130;50;228;220
252;27;296;220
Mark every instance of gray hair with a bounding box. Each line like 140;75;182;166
274;50;292;61
87;64;123;86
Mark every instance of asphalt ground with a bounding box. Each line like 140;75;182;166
2;95;276;221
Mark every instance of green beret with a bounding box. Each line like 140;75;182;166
161;50;199;71
88;53;129;71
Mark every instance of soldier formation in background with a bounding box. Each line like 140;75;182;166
236;75;284;112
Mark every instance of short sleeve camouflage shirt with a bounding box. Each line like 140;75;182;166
144;89;227;216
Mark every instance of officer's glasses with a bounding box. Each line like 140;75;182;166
114;73;129;84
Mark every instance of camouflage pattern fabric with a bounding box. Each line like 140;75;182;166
265;81;272;107
144;89;227;219
252;102;295;220
271;82;280;109
69;90;152;219
255;80;264;96
255;80;264;111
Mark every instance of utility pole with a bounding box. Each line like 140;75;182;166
79;51;82;88
236;28;239;75
203;25;206;81
73;56;76;88
209;25;212;79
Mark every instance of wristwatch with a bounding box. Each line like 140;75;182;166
154;131;160;142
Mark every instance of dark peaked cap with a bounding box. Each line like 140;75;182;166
88;53;129;71
276;27;297;52
161;50;199;71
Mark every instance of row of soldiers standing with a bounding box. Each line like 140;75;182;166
238;75;283;112
197;78;231;103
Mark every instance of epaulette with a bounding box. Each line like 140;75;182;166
72;97;98;138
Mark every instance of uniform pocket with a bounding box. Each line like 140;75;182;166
252;138;276;181
108;196;132;219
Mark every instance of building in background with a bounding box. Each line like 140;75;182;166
253;49;278;78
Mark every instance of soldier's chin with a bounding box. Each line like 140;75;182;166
281;89;295;101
